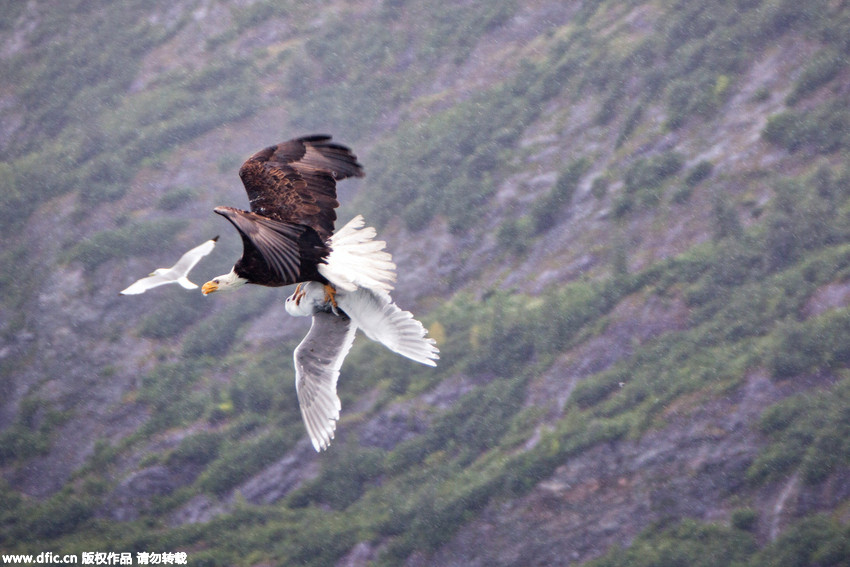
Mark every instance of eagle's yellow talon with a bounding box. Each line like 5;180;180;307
323;284;338;308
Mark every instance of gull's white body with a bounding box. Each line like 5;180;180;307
282;216;438;451
285;282;439;452
120;237;218;295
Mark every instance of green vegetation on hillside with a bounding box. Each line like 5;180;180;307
0;2;260;229
3;0;850;565
7;152;850;564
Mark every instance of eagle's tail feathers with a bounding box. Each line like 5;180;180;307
320;215;397;293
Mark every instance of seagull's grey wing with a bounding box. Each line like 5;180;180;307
168;237;218;277
119;273;173;295
338;288;439;366
294;310;357;451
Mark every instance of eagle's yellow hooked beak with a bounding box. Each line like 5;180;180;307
201;280;219;295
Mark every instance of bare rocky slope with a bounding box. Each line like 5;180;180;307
2;1;850;565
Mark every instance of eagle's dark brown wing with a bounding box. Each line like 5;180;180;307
238;135;364;243
214;206;327;287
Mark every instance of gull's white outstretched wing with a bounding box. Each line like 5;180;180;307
169;236;218;278
294;310;357;451
338;288;439;367
285;280;438;449
119;237;218;295
119;273;174;295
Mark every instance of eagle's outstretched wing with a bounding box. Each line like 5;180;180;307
294;310;357;452
213;207;320;286
238;135;364;243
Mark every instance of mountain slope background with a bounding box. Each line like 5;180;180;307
2;0;850;565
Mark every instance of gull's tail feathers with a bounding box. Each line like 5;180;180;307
338;288;439;367
320;215;397;294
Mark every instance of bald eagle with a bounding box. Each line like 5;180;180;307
201;135;437;449
120;236;218;295
202;135;364;298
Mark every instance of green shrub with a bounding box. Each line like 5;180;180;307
587;520;756;567
0;162;23;224
166;431;222;468
496;216;535;254
570;370;626;409
613;152;684;215
0;425;49;466
137;360;212;433
748;378;850;486
673;160;714;203
157;187;198;210
530;158;591;232
197;431;292;495
666;75;719;128
624;152;684;194
711;192;743;241
747;514;850;567
766;310;850;379
137;293;209;339
731;508;758;532
615;105;645;147
591;175;610;198
289;445;386;509
66;219;184;271
685;160;714;187
181;292;269;357
15;491;94;541
763;112;804;150
0;244;33;312
611;193;634;218
763;99;850;153
786;48;846;105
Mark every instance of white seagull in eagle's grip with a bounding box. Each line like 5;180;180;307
285;216;439;451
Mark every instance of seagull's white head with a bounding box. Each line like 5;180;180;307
202;269;247;295
285;282;328;317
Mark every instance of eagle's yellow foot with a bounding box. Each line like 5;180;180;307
293;283;305;306
323;284;338;311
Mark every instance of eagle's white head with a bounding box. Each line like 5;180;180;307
202;269;247;295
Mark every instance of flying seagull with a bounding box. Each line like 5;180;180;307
120;237;218;295
279;216;435;450
201;134;364;301
285;282;439;452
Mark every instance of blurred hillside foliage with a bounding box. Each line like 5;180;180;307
2;0;850;565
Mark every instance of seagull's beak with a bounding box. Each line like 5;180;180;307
201;281;218;295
